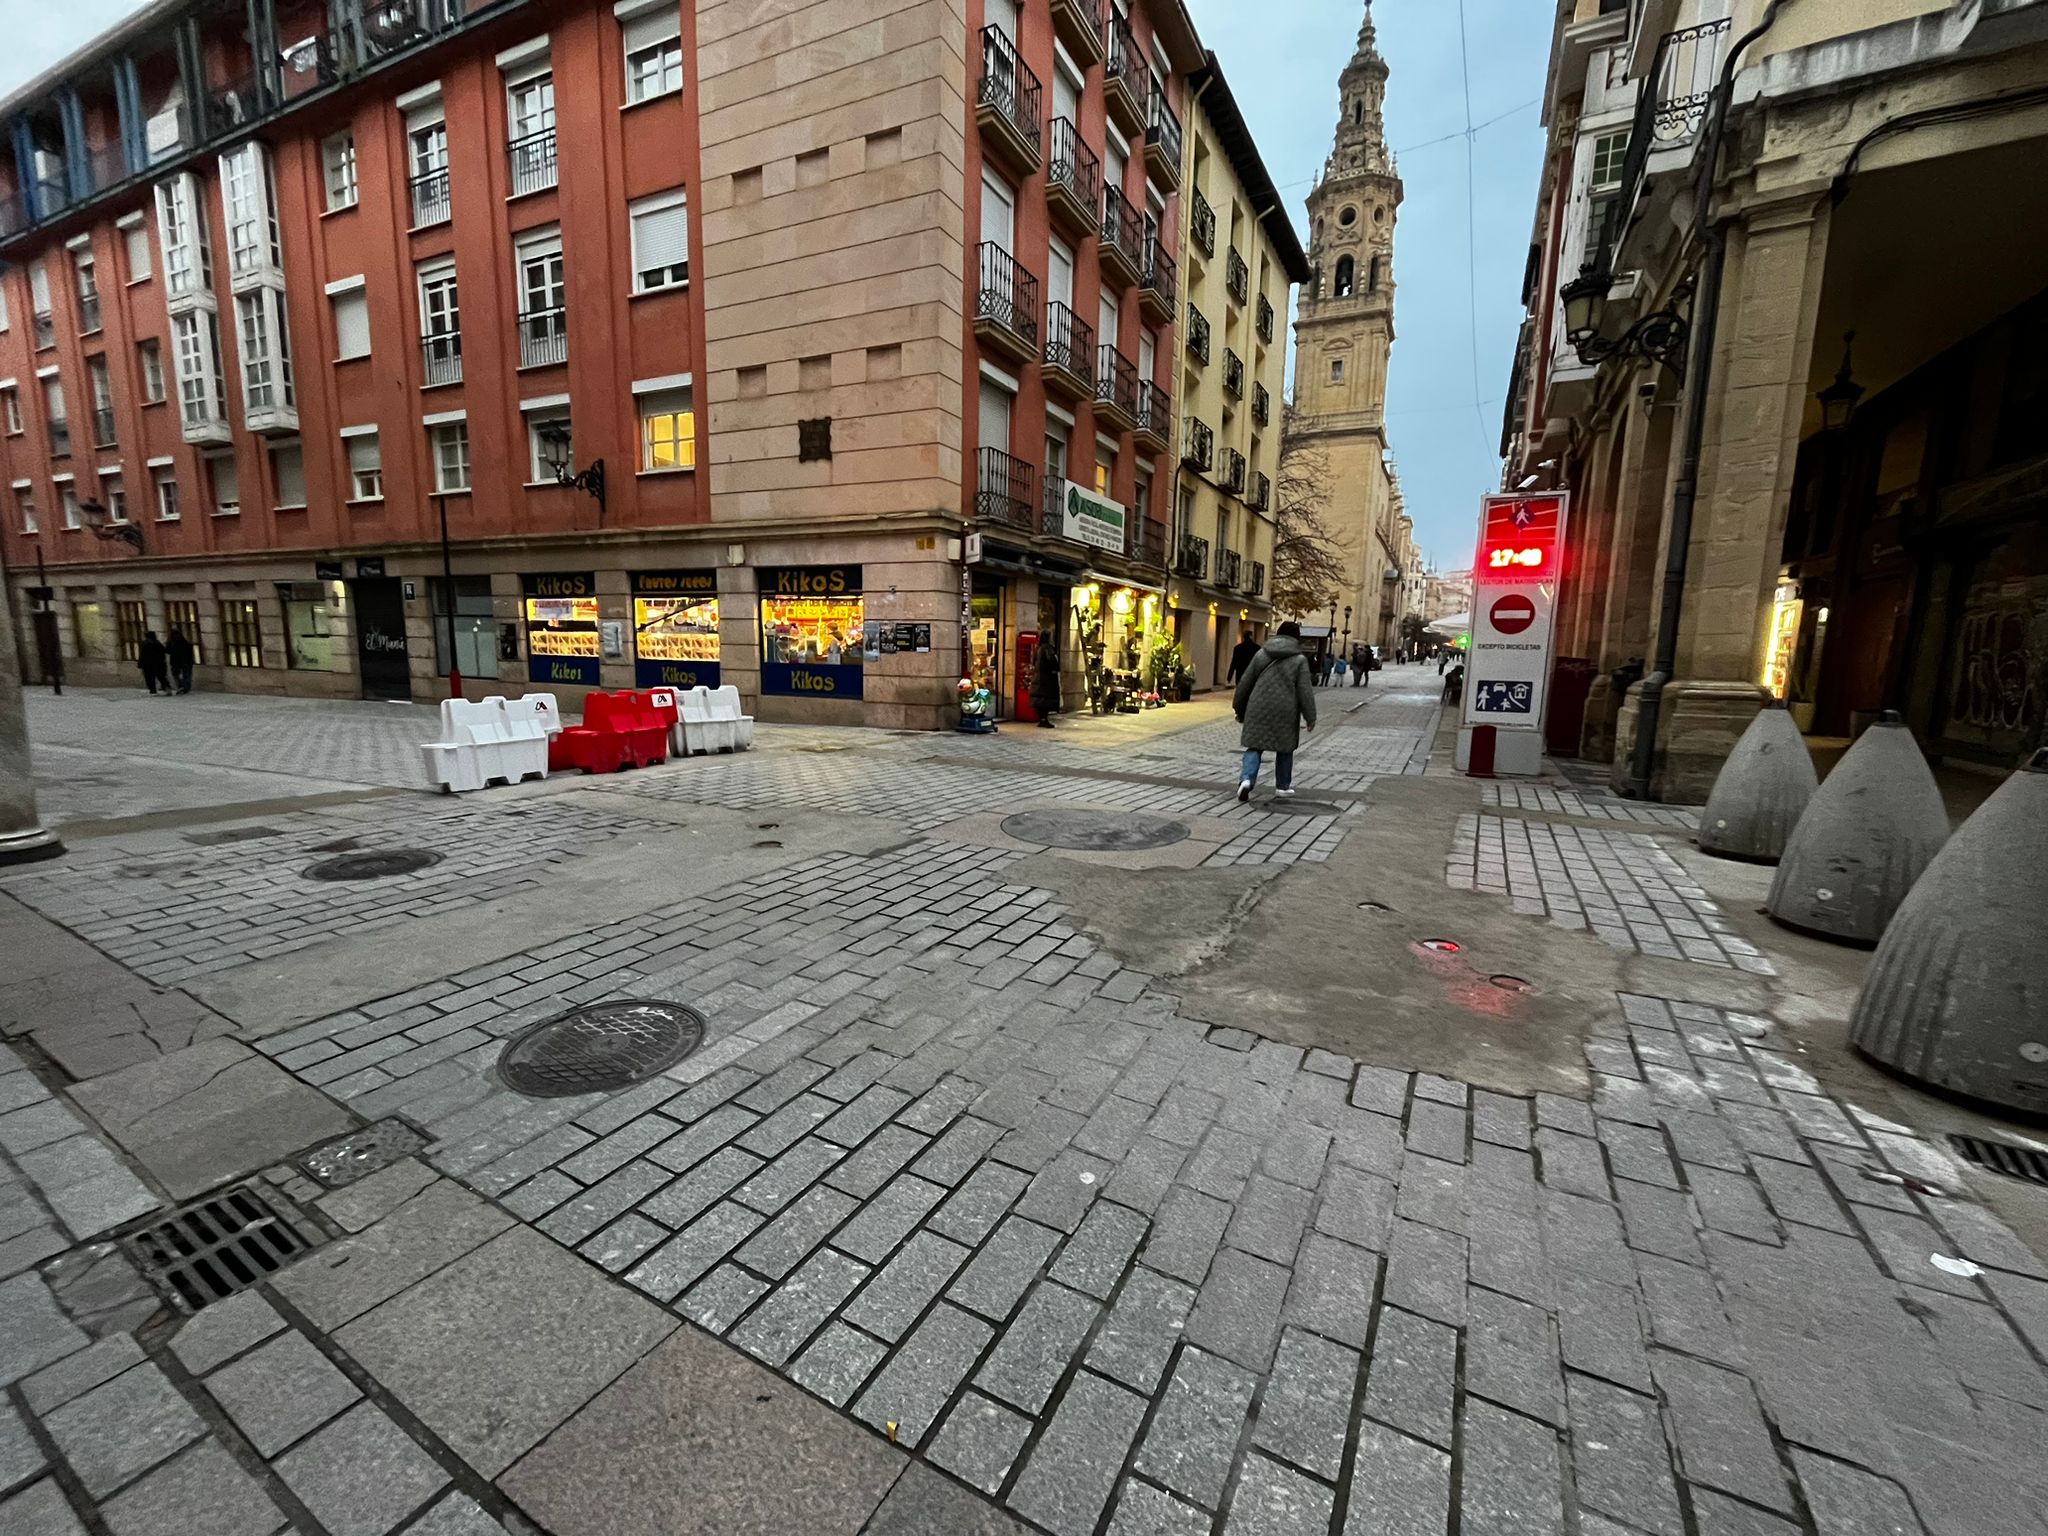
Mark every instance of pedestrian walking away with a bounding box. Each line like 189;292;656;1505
1029;639;1062;728
166;627;196;694
1226;629;1259;684
1233;621;1316;802
1443;661;1465;706
137;631;170;695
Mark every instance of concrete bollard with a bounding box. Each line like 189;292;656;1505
1767;714;1948;945
1696;704;1816;863
1850;749;2048;1116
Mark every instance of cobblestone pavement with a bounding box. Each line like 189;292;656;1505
1480;782;1699;830
1447;814;1775;974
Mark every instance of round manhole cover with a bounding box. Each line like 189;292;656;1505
999;810;1192;852
499;1000;706;1098
303;849;444;881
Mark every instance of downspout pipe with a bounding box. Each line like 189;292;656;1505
1626;0;1788;800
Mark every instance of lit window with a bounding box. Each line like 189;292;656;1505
629;190;689;293
621;6;683;103
323;131;358;210
431;420;471;492
219;599;262;667
639;386;695;471
345;431;382;500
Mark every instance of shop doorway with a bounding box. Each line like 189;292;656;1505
352;578;413;700
969;577;1005;714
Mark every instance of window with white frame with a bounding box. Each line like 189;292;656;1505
331;285;370;361
431;419;471;491
123;219;152;282
1590;130;1629;193
155;173;211;298
271;441;306;507
526;409;571;482
0;281;9;329
58;481;81;528
87;357;114;444
323;131;358;211
28;262;52;340
638;385;695;472
346;430;383;500
408;113;450;226
206;451;238;514
418;261;461;385
14;485;34;533
74;249;101;333
235;289;296;416
220;144;282;279
506;60;557;195
102;473;127;522
629;190;689;293
42;376;67;438
139;339;166;403
171;310;228;433
152;464;180;520
516;230;567;367
620;4;682;104
2;387;19;434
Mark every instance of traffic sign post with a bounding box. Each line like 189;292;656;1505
1457;492;1571;777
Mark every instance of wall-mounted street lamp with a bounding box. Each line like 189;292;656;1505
537;424;606;524
1817;331;1864;433
76;498;143;554
1560;263;1690;373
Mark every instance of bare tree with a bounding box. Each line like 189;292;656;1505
1271;408;1348;619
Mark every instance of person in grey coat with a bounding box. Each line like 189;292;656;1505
1232;621;1317;802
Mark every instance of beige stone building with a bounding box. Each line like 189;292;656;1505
1281;5;1409;662
1505;0;2048;796
1165;56;1309;691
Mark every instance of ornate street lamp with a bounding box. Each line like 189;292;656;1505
537;423;606;523
1560;262;1690;373
76;498;143;554
1817;331;1864;433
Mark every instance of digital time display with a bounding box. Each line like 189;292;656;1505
1476;496;1564;582
1487;546;1548;570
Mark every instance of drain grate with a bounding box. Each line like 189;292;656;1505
1949;1134;2048;1187
303;848;443;881
124;1183;314;1313
298;1118;430;1188
499;1000;706;1098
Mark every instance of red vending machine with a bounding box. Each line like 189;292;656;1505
1015;632;1040;723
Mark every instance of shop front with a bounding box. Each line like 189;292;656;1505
759;564;864;700
632;569;720;690
1073;577;1169;712
522;571;601;687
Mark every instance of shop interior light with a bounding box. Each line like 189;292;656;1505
1111;589;1134;615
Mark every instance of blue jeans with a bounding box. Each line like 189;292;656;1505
1240;749;1293;790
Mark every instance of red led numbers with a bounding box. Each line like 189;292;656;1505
1486;546;1547;571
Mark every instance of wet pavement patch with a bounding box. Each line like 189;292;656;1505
181;826;286;847
998;809;1191;852
298;1119;431;1188
124;1182;315;1313
302;849;443;881
498;1001;707;1098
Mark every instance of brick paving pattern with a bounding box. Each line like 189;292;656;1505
1447;814;1773;973
1480;781;1699;830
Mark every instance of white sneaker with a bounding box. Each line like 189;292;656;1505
1236;780;1252;804
1275;788;1296;799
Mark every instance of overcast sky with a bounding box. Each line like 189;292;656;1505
7;0;1548;568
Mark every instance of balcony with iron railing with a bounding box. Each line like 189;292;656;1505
1095;344;1138;431
1250;560;1265;597
1249;470;1271;512
1190;190;1215;258
508;126;558;197
1256;293;1275;344
1220;447;1246;494
1216;549;1242;591
1100;186;1144;287
1223;348;1244;399
85;143;132;198
1139;237;1177;321
1043;302;1095;402
410;166;451;227
1145;84;1183;189
519;307;567;368
1186;304;1211;365
92;408;116;447
421;330;462;386
206;72;265;139
1182;417;1213;472
975;25;1042;176
1253;382;1271;428
975;446;1037;533
1049;0;1106;69
1173;533;1209;581
1047;118;1100;238
1104;15;1146;134
1135;381;1171;450
1226;247;1249;307
1134;517;1167;570
48;419;70;458
974;241;1040;364
1596;15;1732;277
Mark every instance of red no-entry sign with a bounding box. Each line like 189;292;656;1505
1489;594;1536;636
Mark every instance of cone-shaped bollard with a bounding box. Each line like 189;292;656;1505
1767;714;1948;945
1850;750;2048;1115
1696;703;1816;862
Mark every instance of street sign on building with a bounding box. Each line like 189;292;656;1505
1458;492;1570;777
1060;482;1127;554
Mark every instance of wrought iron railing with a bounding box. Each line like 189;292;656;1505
1096;345;1137;421
1182;417;1213;471
1102;187;1144;271
1250;560;1265;597
1105;16;1145;108
1173;533;1208;580
519;306;567;368
1191;190;1215;256
93;408;116;446
507;126;557;196
421;330;462;385
1141;238;1177;308
1044;302;1095;385
1216;549;1242;590
409;166;451;227
1257;293;1275;343
1048;118;1099;218
975;446;1037;531
977;25;1042;158
1136;518;1167;568
1136;381;1171;439
1146;83;1183;170
1250;471;1271;511
975;242;1040;349
1227;247;1249;305
1186;304;1211;364
1223;349;1244;398
1253;382;1271;427
1595;17;1731;274
1221;448;1246;493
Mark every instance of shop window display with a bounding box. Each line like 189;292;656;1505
523;571;601;686
760;565;864;699
1074;582;1168;713
634;569;720;688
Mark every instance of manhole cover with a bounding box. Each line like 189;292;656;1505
182;826;285;847
303;849;444;881
298;1118;430;1188
124;1183;314;1313
999;809;1191;851
1949;1134;2048;1187
499;1000;706;1098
